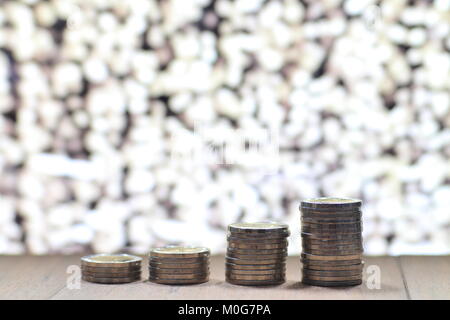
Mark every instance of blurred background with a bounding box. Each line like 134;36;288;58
0;0;449;256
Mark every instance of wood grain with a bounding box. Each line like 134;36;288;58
0;255;447;299
399;255;450;300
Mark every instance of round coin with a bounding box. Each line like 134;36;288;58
149;267;208;274
82;274;140;284
301;220;362;228
300;198;362;210
228;222;289;235
149;256;209;264
149;278;209;285
226;256;286;265
302;248;363;256
82;270;141;278
302;269;362;277
301;253;362;261
301;232;362;241
301;262;364;271
302;226;362;234
226;252;287;260
225;262;285;270
302;274;362;281
227;247;287;255
226;236;288;243
301;216;362;224
81;265;141;273
226;278;285;286
302;224;362;232
226;268;286;275
302;243;363;250
227;241;287;250
149;261;209;269
150;246;210;259
300;258;362;266
300;207;362;215
303;238;363;246
149;273;209;280
226;273;285;281
81;254;142;268
302;278;362;287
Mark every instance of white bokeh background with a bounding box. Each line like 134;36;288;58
0;0;449;255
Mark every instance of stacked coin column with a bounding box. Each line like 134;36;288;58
149;246;210;285
81;254;142;284
226;222;290;286
300;198;364;287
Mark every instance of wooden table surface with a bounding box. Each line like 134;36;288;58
0;255;448;300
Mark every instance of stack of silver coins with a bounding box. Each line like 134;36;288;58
81;254;142;284
148;246;210;285
226;222;290;286
300;197;364;287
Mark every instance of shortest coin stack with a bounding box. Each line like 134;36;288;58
81;253;142;284
226;222;290;286
300;197;364;287
149;246;210;285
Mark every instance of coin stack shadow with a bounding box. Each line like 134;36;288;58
226;222;290;286
148;246;210;285
300;198;364;287
81;254;142;284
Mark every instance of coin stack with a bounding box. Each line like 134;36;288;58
300;197;364;287
226;222;290;286
149;246;210;285
81;253;142;284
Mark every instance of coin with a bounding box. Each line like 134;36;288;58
301;217;362;225
301;258;362;266
226;236;288;243
226;256;286;265
226;273;285;281
303;248;363;256
81;265;142;273
304;238;363;246
302;269;362;277
303;246;363;254
81;254;142;268
302;274;362;281
302;263;364;271
149;273;209;280
82;270;141;278
150;246;210;259
301;253;362;261
149;261;209;269
228;222;290;235
82;274;141;284
226;251;287;260
302;224;362;232
300;197;362;210
226;278;285;286
226;267;286;275
225;262;286;270
227;247;287;255
302;278;362;287
149;256;209;264
301;220;362;228
301;232;362;241
301;209;362;217
302;224;362;233
227;241;288;250
148;266;208;274
302;243;363;250
149;278;209;285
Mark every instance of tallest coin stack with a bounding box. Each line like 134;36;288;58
300;198;364;287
